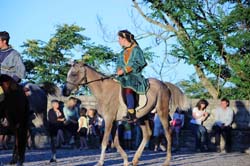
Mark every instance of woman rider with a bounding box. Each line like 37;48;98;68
116;30;149;121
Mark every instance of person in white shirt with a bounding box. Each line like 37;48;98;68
171;107;184;151
213;98;234;153
190;99;209;152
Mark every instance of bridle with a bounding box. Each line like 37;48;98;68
65;65;117;92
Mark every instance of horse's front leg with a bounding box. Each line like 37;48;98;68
113;127;129;166
97;118;113;166
16;125;27;166
9;132;18;165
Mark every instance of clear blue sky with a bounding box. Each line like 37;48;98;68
0;0;194;82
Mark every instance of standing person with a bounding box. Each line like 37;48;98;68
123;121;132;150
63;97;80;146
47;100;65;163
0;118;9;150
171;107;185;151
116;30;149;121
213;98;234;153
153;113;166;152
132;121;142;149
87;109;97;148
77;107;89;150
190;99;209;152
0;31;25;101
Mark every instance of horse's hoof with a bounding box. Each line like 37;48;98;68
9;160;17;165
123;161;130;166
16;162;23;166
162;161;170;166
95;161;103;166
132;160;139;166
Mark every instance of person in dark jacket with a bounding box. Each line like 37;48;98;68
48;100;65;163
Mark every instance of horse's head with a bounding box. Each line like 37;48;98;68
62;61;87;96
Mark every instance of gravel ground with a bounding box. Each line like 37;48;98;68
1;148;250;166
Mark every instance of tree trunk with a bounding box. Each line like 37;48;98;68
194;64;219;99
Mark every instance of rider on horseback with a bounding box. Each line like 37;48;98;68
0;31;26;102
116;30;149;121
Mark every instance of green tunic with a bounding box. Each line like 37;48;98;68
116;45;149;95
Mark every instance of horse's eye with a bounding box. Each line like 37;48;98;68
71;72;78;77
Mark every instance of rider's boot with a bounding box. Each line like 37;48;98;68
122;109;136;122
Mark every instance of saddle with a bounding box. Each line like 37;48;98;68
117;86;148;120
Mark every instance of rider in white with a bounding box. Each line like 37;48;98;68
0;31;26;101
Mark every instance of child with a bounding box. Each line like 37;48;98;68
171;107;185;151
77;107;89;150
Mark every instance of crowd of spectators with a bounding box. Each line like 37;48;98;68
0;97;246;157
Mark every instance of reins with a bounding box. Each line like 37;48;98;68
66;74;117;90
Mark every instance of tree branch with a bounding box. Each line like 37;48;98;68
132;0;177;33
194;64;219;99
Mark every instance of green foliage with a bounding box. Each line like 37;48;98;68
82;44;118;69
137;0;250;99
177;74;249;100
22;24;88;84
22;24;118;84
177;74;212;99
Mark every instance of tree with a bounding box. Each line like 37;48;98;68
132;0;250;99
177;74;247;100
22;24;117;84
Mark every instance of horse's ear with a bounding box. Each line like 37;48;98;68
75;60;85;67
68;59;76;66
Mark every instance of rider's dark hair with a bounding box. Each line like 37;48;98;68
0;31;10;46
118;30;138;45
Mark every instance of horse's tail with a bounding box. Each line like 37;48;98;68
39;82;61;96
164;82;190;112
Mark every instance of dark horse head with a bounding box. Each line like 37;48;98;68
0;74;29;165
62;61;87;97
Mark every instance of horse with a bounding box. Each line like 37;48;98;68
62;62;188;166
0;75;29;166
0;79;59;166
23;82;60;130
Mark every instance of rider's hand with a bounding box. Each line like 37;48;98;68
117;69;124;76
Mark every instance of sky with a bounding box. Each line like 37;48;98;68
0;0;195;83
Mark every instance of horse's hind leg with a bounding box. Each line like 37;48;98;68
112;124;129;166
158;111;172;166
132;120;151;166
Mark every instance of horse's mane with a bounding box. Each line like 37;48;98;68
82;63;113;79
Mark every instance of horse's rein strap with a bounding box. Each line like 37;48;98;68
80;74;117;85
66;74;117;87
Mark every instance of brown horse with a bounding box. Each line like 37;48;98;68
63;62;188;166
0;75;29;166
